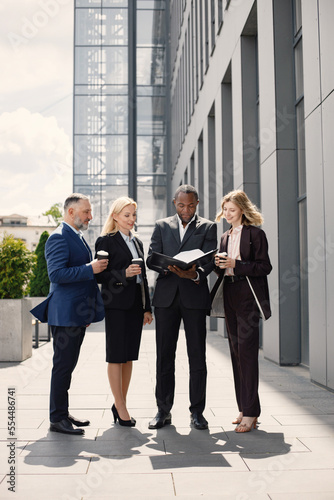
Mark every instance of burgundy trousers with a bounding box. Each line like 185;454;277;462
223;279;261;417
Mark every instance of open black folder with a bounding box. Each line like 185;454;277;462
150;248;217;271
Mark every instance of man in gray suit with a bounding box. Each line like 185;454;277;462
147;185;217;430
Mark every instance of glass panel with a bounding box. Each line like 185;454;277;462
76;0;102;7
137;10;165;46
137;185;165;225
211;0;215;47
102;47;128;84
137;48;165;85
103;0;128;6
75;85;128;95
75;95;128;134
218;0;223;27
75;9;102;46
296;99;306;196
294;38;304;100
105;135;128;175
73;136;103;174
75;96;101;134
102;96;128;134
293;0;302;35
137;85;165;96
137;136;164;174
75;47;101;85
102;8;128;45
137;96;165;135
137;1;165;8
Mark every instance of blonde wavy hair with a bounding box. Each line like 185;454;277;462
215;190;264;226
101;197;137;236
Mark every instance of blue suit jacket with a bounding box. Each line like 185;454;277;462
30;223;104;326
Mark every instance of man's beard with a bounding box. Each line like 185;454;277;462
74;216;89;231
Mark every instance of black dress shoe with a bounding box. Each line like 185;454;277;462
148;411;172;429
190;412;208;430
50;418;85;435
68;414;90;427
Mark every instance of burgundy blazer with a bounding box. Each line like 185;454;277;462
211;225;272;320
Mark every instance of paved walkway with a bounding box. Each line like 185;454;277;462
1;321;334;499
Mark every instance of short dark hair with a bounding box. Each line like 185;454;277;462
64;193;89;212
174;184;199;201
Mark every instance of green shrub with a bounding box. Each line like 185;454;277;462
29;231;50;297
0;233;36;299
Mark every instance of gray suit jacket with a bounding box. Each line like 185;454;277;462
147;214;217;309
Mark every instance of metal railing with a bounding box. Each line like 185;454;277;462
32;320;51;349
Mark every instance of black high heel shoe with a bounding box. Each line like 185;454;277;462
111;404;136;427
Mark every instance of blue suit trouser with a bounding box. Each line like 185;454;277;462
50;325;86;423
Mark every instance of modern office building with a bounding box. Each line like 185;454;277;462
73;0;167;261
74;0;334;391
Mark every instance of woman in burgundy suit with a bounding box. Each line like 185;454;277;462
211;190;272;433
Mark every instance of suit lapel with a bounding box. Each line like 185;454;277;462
114;231;134;260
63;223;90;258
133;237;144;260
169;215;181;246
221;229;230;252
81;235;92;260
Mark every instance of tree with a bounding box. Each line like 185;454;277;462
0;233;36;299
43;203;63;225
29;231;50;297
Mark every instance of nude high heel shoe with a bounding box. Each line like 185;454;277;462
235;417;258;433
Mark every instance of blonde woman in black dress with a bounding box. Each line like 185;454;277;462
95;197;153;426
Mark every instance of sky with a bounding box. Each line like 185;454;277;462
0;0;74;216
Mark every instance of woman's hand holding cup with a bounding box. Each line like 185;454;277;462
215;252;228;268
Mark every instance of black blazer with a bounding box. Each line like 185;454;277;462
147;214;217;309
95;232;151;312
211;225;272;319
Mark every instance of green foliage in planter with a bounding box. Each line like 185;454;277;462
0;233;36;299
29;231;50;297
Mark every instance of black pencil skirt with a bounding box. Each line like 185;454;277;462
104;285;144;363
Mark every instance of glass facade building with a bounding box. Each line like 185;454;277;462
73;0;167;252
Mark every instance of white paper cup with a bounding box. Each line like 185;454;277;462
216;252;228;268
96;250;109;260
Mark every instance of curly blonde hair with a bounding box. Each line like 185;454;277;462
215;190;264;226
101;197;137;236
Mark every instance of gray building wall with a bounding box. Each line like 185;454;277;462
168;0;334;390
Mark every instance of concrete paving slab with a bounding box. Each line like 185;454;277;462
1;327;334;498
19;433;166;458
270;493;334;500
273;414;334;426
172;470;334;496
0;472;175;499
243;450;334;470
91;452;248;474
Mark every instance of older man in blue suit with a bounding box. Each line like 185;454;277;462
31;194;108;435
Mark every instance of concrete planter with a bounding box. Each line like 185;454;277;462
0;298;32;362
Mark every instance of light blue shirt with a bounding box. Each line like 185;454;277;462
119;231;142;283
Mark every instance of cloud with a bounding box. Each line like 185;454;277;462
0;108;72;215
0;0;73;134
